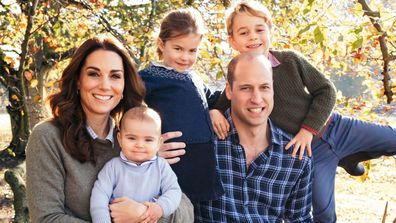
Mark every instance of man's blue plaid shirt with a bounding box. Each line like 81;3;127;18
195;110;313;223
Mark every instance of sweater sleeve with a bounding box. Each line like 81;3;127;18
293;51;336;134
211;89;230;113
26;122;89;223
156;158;182;217
90;160;117;223
205;83;222;109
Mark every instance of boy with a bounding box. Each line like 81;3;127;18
90;106;181;223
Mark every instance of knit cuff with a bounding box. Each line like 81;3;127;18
301;125;319;135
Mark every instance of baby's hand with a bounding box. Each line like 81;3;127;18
285;128;313;160
141;202;163;223
209;109;230;140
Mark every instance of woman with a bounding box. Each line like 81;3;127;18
26;35;193;223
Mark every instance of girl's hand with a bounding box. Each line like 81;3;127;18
110;197;147;223
285;128;313;160
209;109;230;140
141;202;163;223
159;131;186;164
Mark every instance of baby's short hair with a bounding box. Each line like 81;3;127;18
119;106;161;133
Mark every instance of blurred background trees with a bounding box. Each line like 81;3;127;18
0;0;395;159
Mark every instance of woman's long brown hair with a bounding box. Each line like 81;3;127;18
48;36;145;163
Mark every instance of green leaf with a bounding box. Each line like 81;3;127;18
354;27;363;34
297;25;311;36
352;37;363;50
6;148;16;157
216;71;224;80
314;26;324;44
299;39;307;44
308;0;314;6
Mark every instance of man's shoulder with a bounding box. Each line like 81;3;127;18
270;121;312;166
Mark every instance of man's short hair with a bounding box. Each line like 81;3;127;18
227;53;272;86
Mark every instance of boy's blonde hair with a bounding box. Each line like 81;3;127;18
157;8;206;58
119;106;161;134
225;1;273;36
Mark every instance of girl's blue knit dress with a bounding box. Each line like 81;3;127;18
139;63;224;202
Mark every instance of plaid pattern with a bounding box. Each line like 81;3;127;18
195;110;313;223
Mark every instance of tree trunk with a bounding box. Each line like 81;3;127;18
4;162;29;223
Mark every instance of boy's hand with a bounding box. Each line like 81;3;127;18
141;202;163;223
285;128;313;160
209;109;230;140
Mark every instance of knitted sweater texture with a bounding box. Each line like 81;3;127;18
26;121;120;223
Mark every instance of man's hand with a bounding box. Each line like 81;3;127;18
159;131;186;164
209;109;230;140
285;128;313;160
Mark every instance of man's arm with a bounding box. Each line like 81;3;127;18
284;158;313;222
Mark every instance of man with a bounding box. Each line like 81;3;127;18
195;53;313;222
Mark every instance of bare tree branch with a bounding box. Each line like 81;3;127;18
139;0;157;65
222;0;231;8
71;0;140;64
213;47;225;79
47;48;76;61
185;0;194;6
357;0;393;103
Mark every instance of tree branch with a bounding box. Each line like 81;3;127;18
139;0;157;66
47;48;76;61
74;0;140;64
17;0;39;133
222;0;231;8
357;0;393;103
357;0;380;18
213;47;225;79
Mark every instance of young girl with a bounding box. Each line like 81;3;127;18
210;1;396;222
139;8;224;204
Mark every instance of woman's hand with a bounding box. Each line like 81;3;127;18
285;128;313;160
209;109;230;140
159;131;186;164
